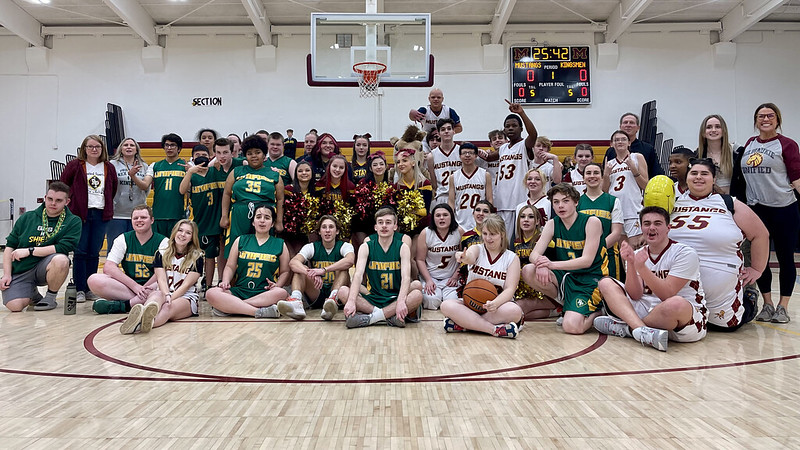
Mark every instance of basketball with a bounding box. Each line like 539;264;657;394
643;175;676;214
463;279;498;314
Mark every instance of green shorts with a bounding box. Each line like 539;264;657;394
200;234;221;259
154;219;180;237
364;292;398;309
553;270;604;317
305;285;332;309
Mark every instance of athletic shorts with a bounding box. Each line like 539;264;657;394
623;218;642;237
154;219;180;238
302;285;332;309
607;277;707;343
364;292;398;309
199;234;221;259
553;269;604;317
2;254;65;304
175;294;199;316
701;265;743;329
421;277;459;310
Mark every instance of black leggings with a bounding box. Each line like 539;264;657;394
751;202;799;298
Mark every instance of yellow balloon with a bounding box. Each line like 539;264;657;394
643;175;676;214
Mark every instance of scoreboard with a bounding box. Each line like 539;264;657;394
510;46;591;105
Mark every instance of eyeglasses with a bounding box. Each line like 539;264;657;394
429;136;441;141
757;113;776;120
85;145;102;150
164;143;178;149
461;151;477;156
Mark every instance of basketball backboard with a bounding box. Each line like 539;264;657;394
307;13;433;88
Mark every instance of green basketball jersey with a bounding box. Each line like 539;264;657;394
578;193;619;278
230;234;284;299
552;212;608;277
310;240;345;288
189;168;223;236
364;232;403;306
121;231;166;285
264;155;292;187
231;165;279;208
152;159;187;220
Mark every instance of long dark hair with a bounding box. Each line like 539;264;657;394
363;151;388;185
290;160;314;195
351;133;372;165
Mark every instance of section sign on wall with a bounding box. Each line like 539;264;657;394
510;46;591;105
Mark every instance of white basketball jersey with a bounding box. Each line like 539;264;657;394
425;229;461;279
636;241;705;314
421;105;453;134
160;252;199;296
569;168;586;194
669;193;743;275
494;140;531;211
451;166;488;229
606;157;643;220
432;144;461;201
467;245;517;291
628;240;708;333
477;151;500;183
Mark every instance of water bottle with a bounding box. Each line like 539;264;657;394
64;281;77;315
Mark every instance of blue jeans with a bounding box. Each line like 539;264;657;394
74;209;109;292
106;218;132;250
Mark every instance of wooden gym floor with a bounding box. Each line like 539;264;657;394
1;269;799;448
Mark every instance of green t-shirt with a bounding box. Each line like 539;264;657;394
120;231;167;284
5;205;82;274
189;168;224;236
151;159;187;220
230;234;284;299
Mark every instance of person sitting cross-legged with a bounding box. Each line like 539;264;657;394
206;204;290;319
594;206;708;352
88;205;167;314
338;207;424;328
278;215;354;321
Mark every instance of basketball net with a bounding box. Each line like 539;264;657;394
353;62;386;98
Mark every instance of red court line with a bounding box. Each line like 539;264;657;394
83;319;604;383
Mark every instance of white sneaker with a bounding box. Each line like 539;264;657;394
277;300;306;320
593;315;632;338
76;291;86;303
632;326;668;352
321;298;337;321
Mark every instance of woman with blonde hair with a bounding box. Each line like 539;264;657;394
442;214;523;338
60;135;118;302
107;137;151;246
119;220;204;334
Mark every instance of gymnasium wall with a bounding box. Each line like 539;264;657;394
1;28;799;210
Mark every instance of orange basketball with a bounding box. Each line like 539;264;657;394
463;279;498;314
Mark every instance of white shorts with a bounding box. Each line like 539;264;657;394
609;278;707;343
623;218;642;237
701;266;743;328
421;277;459;310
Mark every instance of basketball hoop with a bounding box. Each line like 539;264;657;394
353;61;387;98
